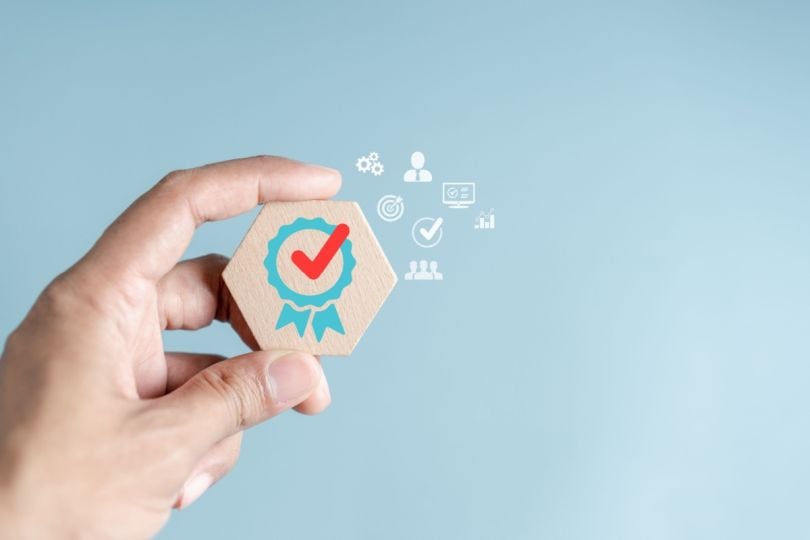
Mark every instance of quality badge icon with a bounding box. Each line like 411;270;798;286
223;201;396;356
264;217;356;342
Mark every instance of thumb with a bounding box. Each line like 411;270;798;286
165;350;324;448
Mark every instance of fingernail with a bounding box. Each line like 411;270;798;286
311;163;339;175
267;353;320;405
179;473;213;509
317;374;331;404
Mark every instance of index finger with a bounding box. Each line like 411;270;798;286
78;156;341;284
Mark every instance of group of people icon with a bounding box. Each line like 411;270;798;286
404;260;443;281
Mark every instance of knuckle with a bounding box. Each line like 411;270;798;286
197;367;266;429
40;273;71;301
154;170;192;205
34;274;81;318
156;168;200;222
2;326;24;358
159;168;190;188
253;154;278;164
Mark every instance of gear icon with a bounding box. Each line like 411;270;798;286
371;162;384;176
355;156;372;173
368;152;379;162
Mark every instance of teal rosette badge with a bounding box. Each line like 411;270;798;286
264;217;356;341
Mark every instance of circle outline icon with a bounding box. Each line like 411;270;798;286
411;216;444;248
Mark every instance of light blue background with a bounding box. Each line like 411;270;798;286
2;1;810;538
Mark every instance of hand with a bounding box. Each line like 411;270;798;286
0;157;341;538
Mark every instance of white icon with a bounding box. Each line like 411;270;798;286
356;152;384;176
475;208;495;229
411;217;444;248
442;182;475;209
404;260;443;281
376;194;405;222
403;151;432;183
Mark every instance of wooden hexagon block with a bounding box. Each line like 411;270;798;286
223;201;396;355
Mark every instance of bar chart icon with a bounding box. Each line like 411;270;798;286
475;209;495;230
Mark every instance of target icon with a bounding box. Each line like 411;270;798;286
376;194;405;222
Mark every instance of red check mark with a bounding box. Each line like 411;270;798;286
291;223;350;280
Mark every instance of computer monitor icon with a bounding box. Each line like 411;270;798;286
442;182;476;209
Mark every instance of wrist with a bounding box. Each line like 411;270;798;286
0;465;68;539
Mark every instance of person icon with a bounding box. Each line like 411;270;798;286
429;260;443;280
414;259;433;280
404;260;417;280
403;151;433;183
